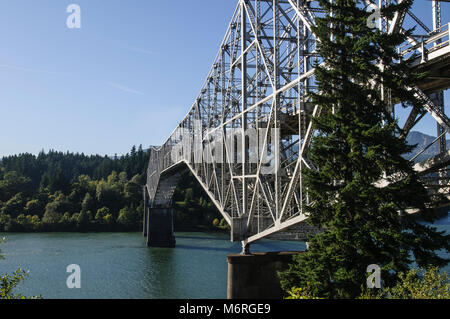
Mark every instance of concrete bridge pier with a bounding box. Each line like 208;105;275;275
145;205;176;248
143;186;148;237
226;251;303;299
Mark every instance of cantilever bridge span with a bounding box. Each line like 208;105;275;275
143;0;450;250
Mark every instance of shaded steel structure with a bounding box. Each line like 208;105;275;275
144;0;450;249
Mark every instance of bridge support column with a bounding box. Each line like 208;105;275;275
146;207;176;248
143;187;148;237
143;207;148;237
241;242;251;255
226;251;303;299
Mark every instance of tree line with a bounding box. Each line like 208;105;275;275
0;145;224;233
0;146;150;232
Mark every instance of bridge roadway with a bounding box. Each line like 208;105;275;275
143;0;450;250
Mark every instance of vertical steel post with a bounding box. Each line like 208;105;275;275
273;0;281;222
432;1;446;154
432;0;441;33
241;1;248;220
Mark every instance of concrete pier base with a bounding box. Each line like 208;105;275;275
143;187;148;237
143;208;148;237
146;207;176;248
226;251;302;299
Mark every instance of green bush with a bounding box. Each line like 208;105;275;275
0;238;41;299
360;267;449;299
1;269;34;299
285;285;323;299
285;267;449;299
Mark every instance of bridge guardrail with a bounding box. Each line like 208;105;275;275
398;23;450;63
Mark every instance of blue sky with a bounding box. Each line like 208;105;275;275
0;0;448;157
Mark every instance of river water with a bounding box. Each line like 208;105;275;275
0;215;448;299
0;231;306;299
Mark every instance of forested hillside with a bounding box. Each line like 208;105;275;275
0;146;150;232
0;145;224;233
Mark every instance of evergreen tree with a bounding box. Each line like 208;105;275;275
279;0;449;299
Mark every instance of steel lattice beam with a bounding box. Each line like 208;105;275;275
145;0;450;246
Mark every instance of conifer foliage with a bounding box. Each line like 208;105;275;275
279;0;449;298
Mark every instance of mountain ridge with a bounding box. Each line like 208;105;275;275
407;131;449;161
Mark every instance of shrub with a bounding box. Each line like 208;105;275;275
285;285;323;299
0;238;40;299
359;267;449;299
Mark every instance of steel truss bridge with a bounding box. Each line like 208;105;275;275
143;0;450;251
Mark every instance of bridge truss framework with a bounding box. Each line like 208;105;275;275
145;0;450;249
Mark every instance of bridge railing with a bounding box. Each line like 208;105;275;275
146;142;177;204
398;23;450;63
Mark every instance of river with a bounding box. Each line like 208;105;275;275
0;231;306;299
0;214;448;299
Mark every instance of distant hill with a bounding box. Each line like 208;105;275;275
406;131;449;162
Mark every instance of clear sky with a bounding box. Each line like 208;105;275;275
0;0;448;157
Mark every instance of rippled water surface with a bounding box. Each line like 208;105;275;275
1;213;448;299
0;231;306;299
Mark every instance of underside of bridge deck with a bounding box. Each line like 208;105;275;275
416;51;450;94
